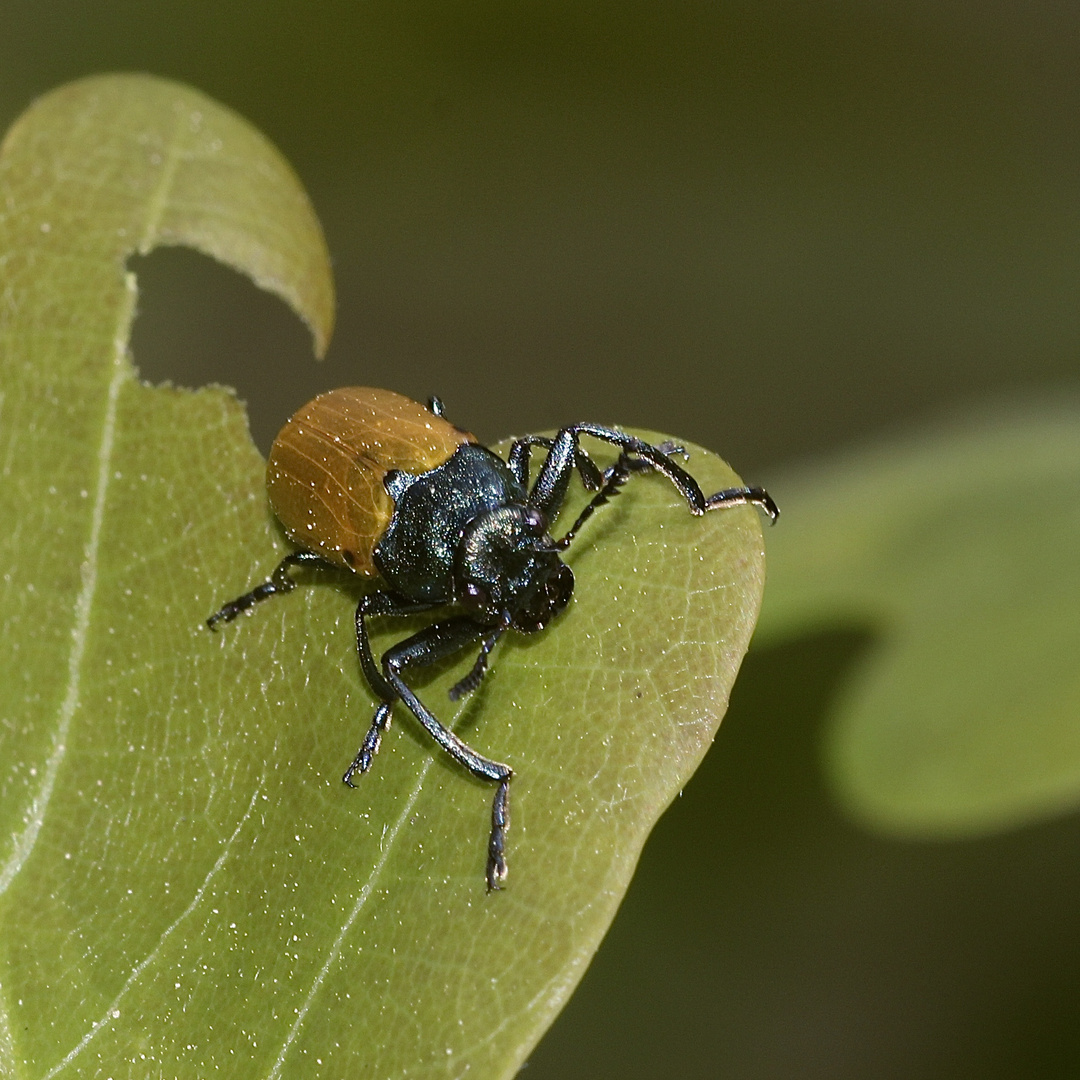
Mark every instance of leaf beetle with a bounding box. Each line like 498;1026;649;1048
208;387;777;890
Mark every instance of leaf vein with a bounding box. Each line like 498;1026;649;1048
0;975;20;1080
42;784;264;1078
0;275;134;897
264;752;438;1080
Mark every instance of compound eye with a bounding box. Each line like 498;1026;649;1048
523;507;546;534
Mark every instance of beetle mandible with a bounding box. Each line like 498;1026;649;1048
207;387;777;890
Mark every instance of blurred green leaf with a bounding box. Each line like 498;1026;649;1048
0;75;765;1078
757;401;1080;838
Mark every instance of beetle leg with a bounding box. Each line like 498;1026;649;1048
624;439;685;465
530;425;704;516
526;429;586;519
530;424;778;523
507;437;532;486
381;616;514;890
508;435;603;492
575;423;779;520
354;591;439;700
206;550;332;629
554;443;696;547
343;701;394;786
704;485;779;522
346;591;441;785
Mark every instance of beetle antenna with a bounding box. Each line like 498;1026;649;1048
448;626;506;701
555;452;635;550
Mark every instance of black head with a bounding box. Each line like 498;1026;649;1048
454;504;574;632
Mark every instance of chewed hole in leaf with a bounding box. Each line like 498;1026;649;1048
129;246;320;454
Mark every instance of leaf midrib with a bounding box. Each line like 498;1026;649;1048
0;106;190;1078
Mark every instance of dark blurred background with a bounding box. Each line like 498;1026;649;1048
4;2;1079;1075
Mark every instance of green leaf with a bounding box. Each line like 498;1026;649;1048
0;76;766;1078
756;401;1080;838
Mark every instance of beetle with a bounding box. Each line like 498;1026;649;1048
207;387;777;890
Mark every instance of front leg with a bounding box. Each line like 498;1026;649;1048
354;591;439;701
530;424;778;523
508;435;603;492
382;616;514;890
344;591;440;784
533;424;710;515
